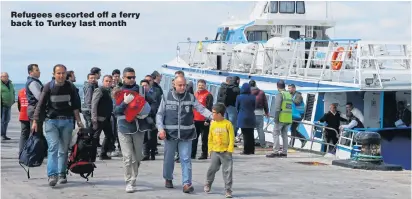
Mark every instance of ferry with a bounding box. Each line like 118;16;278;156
159;1;411;168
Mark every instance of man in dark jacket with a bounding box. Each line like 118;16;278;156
113;67;151;193
140;79;158;160
225;76;240;137
318;104;347;153
150;71;163;153
91;75;115;160
249;80;268;148
157;76;212;193
66;70;81;128
25;64;44;143
82;73;98;129
216;76;231;105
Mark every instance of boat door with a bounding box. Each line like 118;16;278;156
363;92;381;128
289;31;300;40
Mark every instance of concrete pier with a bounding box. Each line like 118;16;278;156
1;105;411;199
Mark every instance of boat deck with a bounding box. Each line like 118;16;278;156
1;105;411;199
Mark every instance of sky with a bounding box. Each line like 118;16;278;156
1;1;411;84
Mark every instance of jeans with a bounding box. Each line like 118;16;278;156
225;105;238;137
44;119;74;177
1;106;11;136
255;115;266;147
163;139;192;185
111;114;121;151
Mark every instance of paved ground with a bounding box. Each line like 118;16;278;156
1;105;411;199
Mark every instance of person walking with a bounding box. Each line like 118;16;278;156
192;79;213;160
266;80;293;158
1;72;15;140
288;84;307;148
156;76;212;193
235;83;256;155
18;88;30;153
82;73;98;129
91;75;115;160
204;103;235;198
113;67;151;193
32;64;84;186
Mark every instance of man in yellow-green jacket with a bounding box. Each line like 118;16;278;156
1;72;15;140
266;80;292;158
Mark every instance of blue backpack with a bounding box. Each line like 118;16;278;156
19;132;47;179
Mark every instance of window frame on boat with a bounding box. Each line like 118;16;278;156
279;1;296;14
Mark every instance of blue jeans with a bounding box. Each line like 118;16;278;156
44;119;74;177
1;106;11;136
163;139;192;185
255;115;266;147
225;105;238;137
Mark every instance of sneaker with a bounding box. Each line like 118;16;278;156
150;154;155;160
198;154;207;160
48;175;58;187
165;180;174;188
183;184;194;193
142;156;150;161
58;175;67;184
266;153;281;158
125;184;134;193
204;184;211;193
225;190;233;198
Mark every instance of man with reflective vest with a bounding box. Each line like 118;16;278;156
157;76;213;194
18;88;30;154
191;79;213;160
266;80;292;158
288;84;307;148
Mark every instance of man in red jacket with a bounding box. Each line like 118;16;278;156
18;88;30;154
191;79;213;159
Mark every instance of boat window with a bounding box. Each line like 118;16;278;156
269;95;277;117
289;31;300;40
270;1;278;13
303;94;316;121
296;1;305;14
247;31;268;42
215;33;221;41
279;1;295;14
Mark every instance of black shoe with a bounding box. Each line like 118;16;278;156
301;140;307;148
165;180;174;188
2;136;11;140
97;143;102;148
150;155;155;160
198;155;207;160
142;156;150;161
99;154;112;160
155;148;159;155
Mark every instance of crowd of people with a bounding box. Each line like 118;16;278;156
2;64;410;197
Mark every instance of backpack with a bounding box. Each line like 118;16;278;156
19;132;47;179
67;128;96;181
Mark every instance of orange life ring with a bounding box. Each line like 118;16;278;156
331;47;345;70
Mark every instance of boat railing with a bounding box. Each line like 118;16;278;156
263;119;339;155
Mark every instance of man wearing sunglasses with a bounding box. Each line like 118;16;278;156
113;67;151;193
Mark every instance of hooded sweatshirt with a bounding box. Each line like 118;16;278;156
235;83;256;128
251;86;269;116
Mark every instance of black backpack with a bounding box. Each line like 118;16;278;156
19;132;47;179
67;128;96;181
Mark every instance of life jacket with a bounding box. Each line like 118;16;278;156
114;90;146;122
18;88;29;121
279;91;293;124
194;89;210;121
